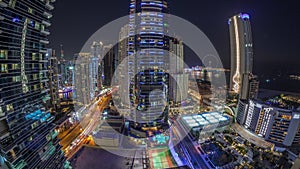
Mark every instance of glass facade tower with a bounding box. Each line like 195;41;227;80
228;13;254;99
0;0;66;168
127;0;170;136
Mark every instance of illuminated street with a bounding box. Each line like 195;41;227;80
59;95;111;159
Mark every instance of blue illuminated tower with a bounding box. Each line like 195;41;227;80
127;0;170;137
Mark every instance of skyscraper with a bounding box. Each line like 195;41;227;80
74;53;91;105
102;44;115;87
127;0;170;136
228;13;254;99
48;49;61;112
89;42;102;98
118;25;130;105
169;37;188;104
0;0;66;168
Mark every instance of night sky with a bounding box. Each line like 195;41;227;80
49;0;300;75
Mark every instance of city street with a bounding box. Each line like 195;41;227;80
172;121;210;169
59;95;111;159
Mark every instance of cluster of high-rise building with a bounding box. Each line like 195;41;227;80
73;42;117;105
0;0;67;168
229;13;300;149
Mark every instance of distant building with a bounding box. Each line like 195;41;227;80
169;37;188;104
47;49;61;111
228;13;255;100
74;53;91;105
118;25;130;105
64;61;75;87
89;42;102;98
169;74;189;104
237;99;300;147
102;44;115;87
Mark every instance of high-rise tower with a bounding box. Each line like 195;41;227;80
0;0;66;168
228;13;254;99
127;0;170;137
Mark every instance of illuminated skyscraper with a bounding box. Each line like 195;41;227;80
48;49;61;112
0;0;66;168
74;53;91;105
169;37;188;104
90;42;102;98
228;13;254;99
127;0;169;136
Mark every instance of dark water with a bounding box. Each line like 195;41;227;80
258;76;300;94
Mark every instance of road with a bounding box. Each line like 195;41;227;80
172;120;210;169
59;95;111;160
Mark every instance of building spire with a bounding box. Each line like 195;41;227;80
60;44;64;59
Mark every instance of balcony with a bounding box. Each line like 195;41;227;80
43;11;53;18
0;15;4;21
40;39;49;44
42;20;51;27
39;49;47;53
45;3;54;10
40;30;50;35
0;1;8;8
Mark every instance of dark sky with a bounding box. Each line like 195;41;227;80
49;0;300;75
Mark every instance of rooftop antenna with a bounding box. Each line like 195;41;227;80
60;44;64;60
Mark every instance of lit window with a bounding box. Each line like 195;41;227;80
32;53;37;60
12;64;19;70
33;84;38;91
8;0;16;8
0;106;3;116
0;64;8;73
28;7;33;14
13;76;21;82
0;50;8;59
6;104;13;112
35;22;40;30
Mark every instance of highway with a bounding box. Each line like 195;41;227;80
59;95;111;160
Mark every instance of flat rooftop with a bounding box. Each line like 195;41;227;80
181;112;229;128
70;146;136;169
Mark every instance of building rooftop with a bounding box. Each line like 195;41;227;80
181;112;229;128
70;146;136;169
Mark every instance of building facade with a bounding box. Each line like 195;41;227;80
127;0;170;136
0;0;66;168
74;53;91;105
237;99;300;147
